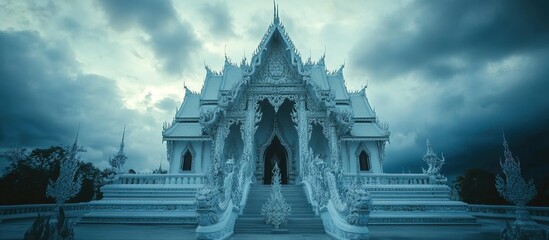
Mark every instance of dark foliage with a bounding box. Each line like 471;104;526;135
454;168;506;205
531;176;549;206
0;146;109;205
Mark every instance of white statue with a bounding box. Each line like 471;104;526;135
261;162;291;229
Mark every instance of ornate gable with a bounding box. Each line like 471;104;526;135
251;30;302;85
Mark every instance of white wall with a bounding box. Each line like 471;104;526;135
341;141;382;174
169;140;210;174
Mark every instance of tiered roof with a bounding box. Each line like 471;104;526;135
163;7;389;142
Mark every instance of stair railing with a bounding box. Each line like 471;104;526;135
196;155;253;239
302;152;371;239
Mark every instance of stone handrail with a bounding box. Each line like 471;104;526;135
468;204;549;222
116;173;205;185
195;157;252;239
322;200;369;240
326;172;349;213
302;178;369;240
342;173;435;185
0;203;90;220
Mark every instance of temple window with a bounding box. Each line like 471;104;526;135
181;150;192;171
359;150;370;171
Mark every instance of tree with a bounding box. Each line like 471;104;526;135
454;168;505;205
0;147;66;204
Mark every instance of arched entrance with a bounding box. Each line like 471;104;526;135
263;136;288;184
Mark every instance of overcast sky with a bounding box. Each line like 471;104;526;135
1;0;548;181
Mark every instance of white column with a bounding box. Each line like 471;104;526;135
213;120;228;171
242;99;256;181
297;97;308;179
328;122;341;171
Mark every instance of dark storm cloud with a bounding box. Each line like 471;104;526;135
352;0;549;80
354;0;549;182
97;0;200;76
0;30;154;169
199;1;236;38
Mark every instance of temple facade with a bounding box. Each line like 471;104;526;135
162;15;389;184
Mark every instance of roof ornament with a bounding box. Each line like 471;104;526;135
205;64;213;76
273;0;280;24
359;84;367;95
224;44;229;64
240;51;248;68
317;54;325;67
336;63;345;75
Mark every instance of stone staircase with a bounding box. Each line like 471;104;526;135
365;184;477;224
79;184;200;224
233;184;324;234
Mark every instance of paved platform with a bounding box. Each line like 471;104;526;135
0;219;532;240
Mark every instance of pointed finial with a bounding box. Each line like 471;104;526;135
502;131;514;161
273;0;280;24
122;124;126;144
184;84;193;95
337;63;345;75
359;84;367;95
224;44;227;57
118;125;126;153
426;139;433;154
74;124;80;147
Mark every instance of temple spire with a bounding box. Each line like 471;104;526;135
72;124;80;152
273;0;280;24
426;139;433;155
110;125;128;174
119;125;126;154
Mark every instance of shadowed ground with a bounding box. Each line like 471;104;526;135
0;219;511;240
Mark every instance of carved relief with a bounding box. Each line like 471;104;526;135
252;39;301;85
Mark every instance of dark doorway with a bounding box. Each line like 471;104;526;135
263;136;288;184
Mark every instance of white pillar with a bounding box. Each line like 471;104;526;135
241;99;256;182
328;122;341;171
297;97;308;179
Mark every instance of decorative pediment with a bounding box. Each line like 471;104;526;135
251;33;301;85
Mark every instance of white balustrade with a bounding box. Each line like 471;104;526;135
116;174;205;185
343;173;434;186
0;203;89;216
468;204;549;221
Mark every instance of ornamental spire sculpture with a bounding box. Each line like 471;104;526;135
422;139;447;184
261;161;291;229
495;134;537;227
109;126;128;174
46;128;83;209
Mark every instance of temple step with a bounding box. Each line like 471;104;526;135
234;184;324;234
79;184;201;224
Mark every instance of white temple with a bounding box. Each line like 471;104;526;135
81;5;476;239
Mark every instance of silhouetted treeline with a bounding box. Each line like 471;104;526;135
0;146;114;205
454;168;549;206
